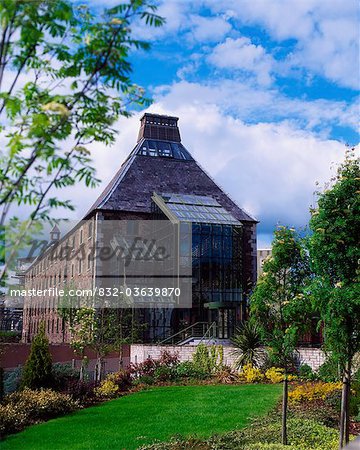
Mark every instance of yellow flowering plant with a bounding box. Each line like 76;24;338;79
94;378;119;399
288;381;342;404
239;363;264;383
265;367;297;383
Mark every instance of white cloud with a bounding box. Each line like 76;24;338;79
206;0;360;89
55;83;348;246
208;37;274;85
153;79;358;133
188;15;231;43
142;100;345;234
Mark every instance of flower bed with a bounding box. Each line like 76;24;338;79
289;381;342;404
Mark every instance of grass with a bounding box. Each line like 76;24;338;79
2;384;282;450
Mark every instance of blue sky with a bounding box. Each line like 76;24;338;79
75;0;360;247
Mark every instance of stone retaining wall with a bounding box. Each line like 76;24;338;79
130;344;326;371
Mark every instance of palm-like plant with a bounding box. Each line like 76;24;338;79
231;321;262;369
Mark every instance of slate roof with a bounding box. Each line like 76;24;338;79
85;114;257;223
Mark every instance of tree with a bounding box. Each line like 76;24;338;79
0;0;164;280
92;306;146;381
59;297;145;382
20;322;54;389
64;306;96;382
308;149;360;448
250;226;311;445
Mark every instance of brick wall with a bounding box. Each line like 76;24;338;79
23;218;95;344
130;344;326;371
297;347;326;371
1;343;130;372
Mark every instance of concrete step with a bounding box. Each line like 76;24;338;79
179;338;232;346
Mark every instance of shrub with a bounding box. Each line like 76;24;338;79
175;361;209;380
154;365;174;382
299;364;316;380
192;344;223;374
136;375;155;385
0;403;28;437
3;388;77;420
214;366;239;384
265;367;297;383
64;379;97;404
53;363;79;391
349;381;360;417
240;418;339;450
3;367;22;395
265;367;284;383
288;381;342;404
94;379;119;399
0;389;77;437
108;370;132;391
130;351;180;381
20;324;54;390
324;389;342;412
264;350;300;375
130;357;157;379
230;322;262;368
317;357;340;382
0;388;77;438
239;364;264;383
158;350;180;368
174;361;192;378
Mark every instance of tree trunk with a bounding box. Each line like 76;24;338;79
282;374;288;445
345;375;350;444
339;361;351;449
94;356;104;384
118;345;123;371
94;358;99;384
79;361;85;382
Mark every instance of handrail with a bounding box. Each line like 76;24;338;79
198;321;217;345
157;321;209;346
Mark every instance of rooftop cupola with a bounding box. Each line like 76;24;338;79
50;224;60;242
137;113;181;143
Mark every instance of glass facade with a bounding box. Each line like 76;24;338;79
192;223;242;305
136;139;194;160
147;194;244;342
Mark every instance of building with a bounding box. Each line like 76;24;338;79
22;113;258;343
1;257;35;335
257;248;272;278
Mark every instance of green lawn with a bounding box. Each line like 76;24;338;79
2;384;282;450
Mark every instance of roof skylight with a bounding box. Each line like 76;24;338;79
152;193;241;226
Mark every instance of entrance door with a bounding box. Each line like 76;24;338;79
217;308;235;339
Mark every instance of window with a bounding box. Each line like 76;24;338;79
87;253;91;270
88;221;93;239
80;228;83;244
71;264;74;278
136;139;193;160
78;259;82;274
